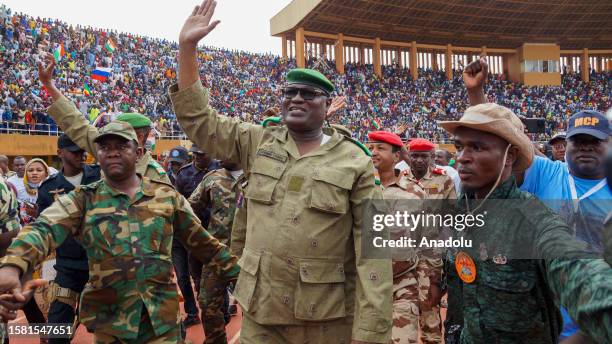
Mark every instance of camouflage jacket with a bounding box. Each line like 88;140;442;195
0;177;238;339
188;168;242;245
399;166;457;200
0;178;20;234
447;178;612;343
170;80;392;343
47;96;169;183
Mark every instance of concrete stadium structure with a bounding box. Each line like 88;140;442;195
270;0;612;86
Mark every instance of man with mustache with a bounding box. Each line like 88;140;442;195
170;1;392;343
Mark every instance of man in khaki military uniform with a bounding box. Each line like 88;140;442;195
171;2;392;343
398;138;455;344
367;131;426;344
38;53;169;183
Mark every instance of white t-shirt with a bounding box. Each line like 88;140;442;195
64;172;84;187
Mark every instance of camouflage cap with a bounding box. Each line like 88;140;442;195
94;120;138;144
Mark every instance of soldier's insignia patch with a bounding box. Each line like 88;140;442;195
492;254;507;265
455;251;476;284
479;243;488;261
288;176;304;192
257;149;287;162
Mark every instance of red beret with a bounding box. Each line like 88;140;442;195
367;131;403;147
408;138;435;151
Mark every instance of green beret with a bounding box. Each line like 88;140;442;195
94;120;138;144
115;113;152;129
286;69;334;94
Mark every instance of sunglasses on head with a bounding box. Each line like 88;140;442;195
282;87;328;101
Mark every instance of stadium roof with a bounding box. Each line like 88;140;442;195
270;0;612;50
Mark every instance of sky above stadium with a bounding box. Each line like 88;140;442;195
2;0;292;55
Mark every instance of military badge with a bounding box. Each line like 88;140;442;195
455;251;476;283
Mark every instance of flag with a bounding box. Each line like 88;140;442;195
91;67;112;82
83;83;92;97
372;118;382;130
105;39;116;53
53;43;65;62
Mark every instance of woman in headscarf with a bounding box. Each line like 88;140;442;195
16;158;50;225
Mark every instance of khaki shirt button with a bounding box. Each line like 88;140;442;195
282;295;290;305
311;239;318;248
286;257;294;265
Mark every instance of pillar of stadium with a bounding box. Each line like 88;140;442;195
282;29;612;84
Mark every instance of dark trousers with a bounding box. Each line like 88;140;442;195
48;266;89;344
189;253;203;296
22;298;45;324
172;240;198;316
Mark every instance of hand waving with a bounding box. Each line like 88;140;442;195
179;0;221;46
326;96;346;121
37;52;56;87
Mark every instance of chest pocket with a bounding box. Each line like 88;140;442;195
244;157;285;204
309;169;354;214
85;208;130;256
144;203;174;256
478;260;542;332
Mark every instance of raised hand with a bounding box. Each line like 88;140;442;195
179;0;221;47
37;52;56;87
326;96;346;121
394;123;409;136
463;57;488;91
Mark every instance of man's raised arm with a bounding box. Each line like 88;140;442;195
171;0;261;169
38;52;100;156
463;57;489;106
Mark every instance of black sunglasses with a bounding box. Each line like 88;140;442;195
282;87;328;101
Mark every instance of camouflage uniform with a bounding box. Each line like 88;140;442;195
398;167;456;344
47;96;170;183
383;180;427;344
0;177;20;235
447;178;612;343
170;80;392;343
189;168;242;344
0;177;239;343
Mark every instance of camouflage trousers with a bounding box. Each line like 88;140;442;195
392;269;419;344
198;265;229;344
417;258;443;344
391;258;443;344
93;307;182;344
240;313;353;344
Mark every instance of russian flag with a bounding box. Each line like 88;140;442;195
91;67;111;82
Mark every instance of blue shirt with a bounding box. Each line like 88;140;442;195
521;156;611;339
521;156;611;222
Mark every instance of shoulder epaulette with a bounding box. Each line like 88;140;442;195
75;180;103;193
432;168;446;175
149;159;167;175
343;136;372;157
262;117;282;128
147;177;174;189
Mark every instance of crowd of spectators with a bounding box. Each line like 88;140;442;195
1;5;610;142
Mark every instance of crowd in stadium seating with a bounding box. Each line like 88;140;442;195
0;5;610;142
